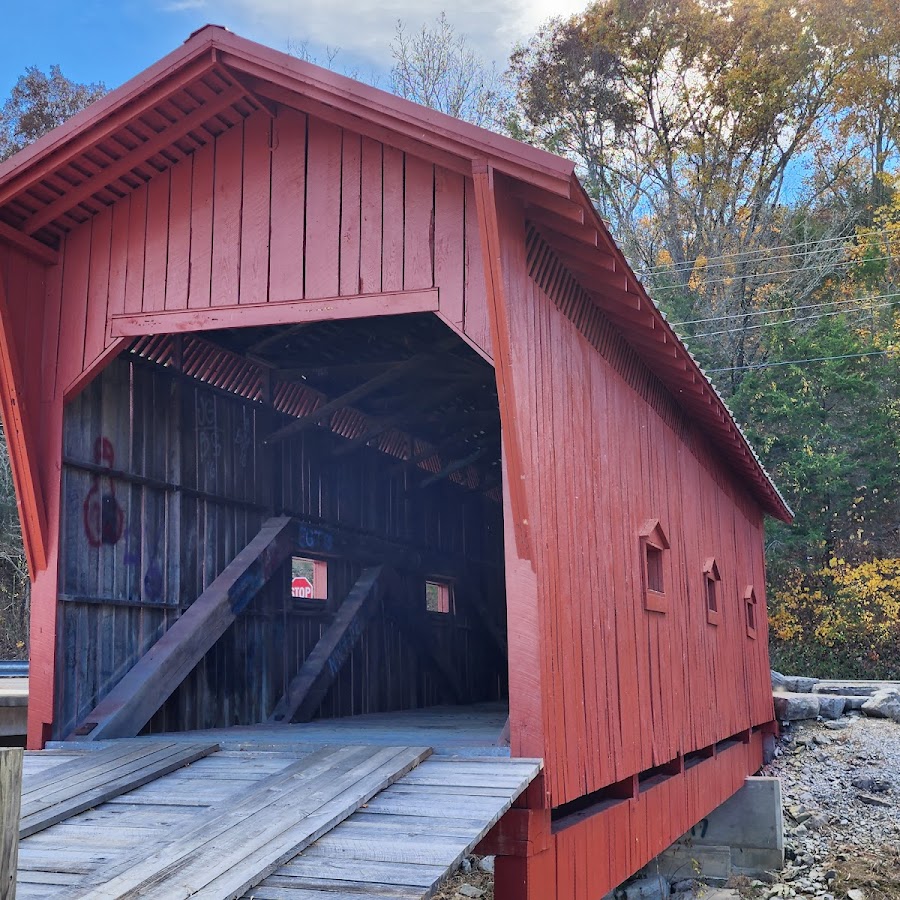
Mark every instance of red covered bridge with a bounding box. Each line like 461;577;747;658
0;26;791;899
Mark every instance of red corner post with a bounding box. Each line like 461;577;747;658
477;774;557;900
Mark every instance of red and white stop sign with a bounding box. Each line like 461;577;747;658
291;576;313;599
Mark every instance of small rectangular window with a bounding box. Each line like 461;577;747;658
745;586;758;638
426;580;452;614
291;557;328;602
703;558;721;625
646;546;664;594
639;519;670;613
706;575;718;613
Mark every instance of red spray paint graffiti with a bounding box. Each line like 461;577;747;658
83;437;124;547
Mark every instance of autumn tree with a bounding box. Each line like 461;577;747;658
0;65;105;161
390;13;511;128
508;0;895;386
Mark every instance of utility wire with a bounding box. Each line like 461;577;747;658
648;253;900;293
637;228;899;275
638;233;854;272
685;300;898;339
706;350;889;374
669;291;900;326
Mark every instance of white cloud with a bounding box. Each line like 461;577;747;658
164;0;585;70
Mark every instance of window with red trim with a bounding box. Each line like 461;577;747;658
639;520;670;613
704;558;721;625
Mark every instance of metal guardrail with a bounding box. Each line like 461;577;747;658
0;661;28;677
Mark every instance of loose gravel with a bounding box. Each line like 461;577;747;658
760;713;900;900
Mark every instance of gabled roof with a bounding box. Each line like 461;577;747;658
0;25;792;522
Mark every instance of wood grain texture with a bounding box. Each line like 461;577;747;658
0;748;22;900
19;742;217;838
71;517;297;740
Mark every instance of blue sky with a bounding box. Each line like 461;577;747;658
2;0;584;100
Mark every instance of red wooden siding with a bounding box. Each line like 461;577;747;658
39;109;490;405
494;191;773;807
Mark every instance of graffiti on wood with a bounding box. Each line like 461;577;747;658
83;437;124;547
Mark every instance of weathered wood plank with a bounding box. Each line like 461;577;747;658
269;566;391;724
70;517;296;740
81;744;429;900
1;748;22;900
19;743;218;838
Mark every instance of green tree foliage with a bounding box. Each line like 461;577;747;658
510;0;900;677
508;0;900;384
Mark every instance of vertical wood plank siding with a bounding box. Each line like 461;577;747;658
0;97;777;894
55;356;506;737
494;194;773;807
43;109;489;406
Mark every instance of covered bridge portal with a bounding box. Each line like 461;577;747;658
0;26;792;900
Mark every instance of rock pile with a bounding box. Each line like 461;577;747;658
771;673;900;724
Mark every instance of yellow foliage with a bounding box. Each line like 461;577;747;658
770;557;900;649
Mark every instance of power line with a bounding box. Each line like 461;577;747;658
648;252;900;293
686;300;898;339
670;291;900;327
706;350;889;374
637;226;900;276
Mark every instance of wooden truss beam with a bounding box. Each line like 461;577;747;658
331;372;486;458
265;336;457;444
69;516;297;741
417;446;492;488
268;566;392;724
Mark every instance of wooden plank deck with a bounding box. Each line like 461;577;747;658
18;713;540;899
20;741;218;837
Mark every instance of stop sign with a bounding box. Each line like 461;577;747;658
291;576;313;599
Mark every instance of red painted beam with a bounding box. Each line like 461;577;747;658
472;162;532;561
0;275;48;576
0;223;58;265
109;288;440;337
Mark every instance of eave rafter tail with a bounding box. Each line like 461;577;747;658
0;48;219;210
471;161;532;561
23;79;247;236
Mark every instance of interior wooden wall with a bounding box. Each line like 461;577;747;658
497;193;774;808
54;353;506;737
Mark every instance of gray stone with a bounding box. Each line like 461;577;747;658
457;886;485;899
817;696;847;719
477;856;495;874
850;776;891;793
861;689;900;723
782;677;820;693
844;696;867;710
772;671;788;690
624;875;669;900
856;793;891;808
823;720;850;730
774;692;821;721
